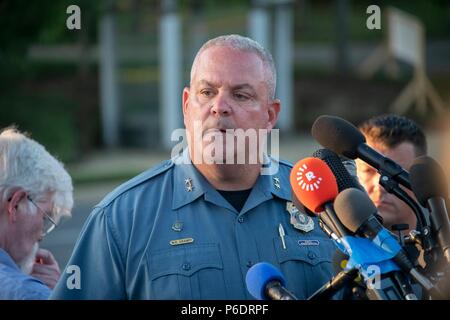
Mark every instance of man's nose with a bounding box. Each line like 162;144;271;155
372;176;388;196
210;93;231;116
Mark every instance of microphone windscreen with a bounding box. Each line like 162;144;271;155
246;262;286;300
290;157;339;213
410;155;449;207
290;187;316;217
312;148;365;192
311;115;365;159
334;188;377;233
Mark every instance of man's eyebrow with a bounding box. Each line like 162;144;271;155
232;84;255;92
197;80;255;92
197;79;218;87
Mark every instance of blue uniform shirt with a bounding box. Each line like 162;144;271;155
51;153;335;299
0;248;51;300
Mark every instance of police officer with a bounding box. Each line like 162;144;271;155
51;34;335;299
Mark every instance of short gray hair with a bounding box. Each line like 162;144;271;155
0;127;73;220
190;34;277;99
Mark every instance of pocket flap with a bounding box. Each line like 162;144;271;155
148;243;223;280
274;235;334;266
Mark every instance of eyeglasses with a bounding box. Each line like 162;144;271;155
27;195;57;237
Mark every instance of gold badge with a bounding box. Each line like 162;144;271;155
286;202;314;233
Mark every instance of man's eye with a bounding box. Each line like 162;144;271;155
234;92;249;100
201;90;213;97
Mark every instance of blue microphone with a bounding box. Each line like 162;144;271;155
245;262;297;300
334;188;436;296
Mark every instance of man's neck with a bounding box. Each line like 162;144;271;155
406;215;418;234
194;163;261;191
388;215;417;235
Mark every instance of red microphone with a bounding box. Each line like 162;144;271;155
290;157;350;239
290;157;339;213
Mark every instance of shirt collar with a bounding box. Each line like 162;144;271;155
0;248;20;271
172;149;230;210
264;155;292;202
171;149;292;213
239;156;291;214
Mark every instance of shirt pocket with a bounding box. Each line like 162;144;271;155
147;243;227;299
273;235;335;299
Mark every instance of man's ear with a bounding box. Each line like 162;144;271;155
267;99;281;131
7;189;27;222
182;87;190;118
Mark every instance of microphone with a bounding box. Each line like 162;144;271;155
312;148;365;193
312;148;385;226
290;157;338;213
291;148;363;219
334;188;436;294
245;262;297;300
290;159;419;299
311;115;411;190
290;157;349;239
308;261;360;300
410;156;450;265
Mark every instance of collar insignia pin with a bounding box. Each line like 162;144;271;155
273;177;281;189
184;178;194;192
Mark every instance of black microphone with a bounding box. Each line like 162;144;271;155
311;115;411;190
312;149;386;233
334;188;436;293
308;267;360;300
312;148;365;193
308;249;361;301
410;156;450;265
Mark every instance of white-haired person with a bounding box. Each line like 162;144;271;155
0;127;73;299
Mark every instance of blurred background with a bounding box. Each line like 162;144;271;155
1;0;449;267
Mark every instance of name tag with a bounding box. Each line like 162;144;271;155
170;238;194;246
298;239;320;246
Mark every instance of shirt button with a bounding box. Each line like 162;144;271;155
238;217;244;223
182;263;191;271
308;251;316;260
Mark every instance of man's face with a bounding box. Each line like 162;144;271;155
356;140;418;230
182;46;280;164
11;195;53;273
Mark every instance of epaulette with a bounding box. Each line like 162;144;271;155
95;159;174;208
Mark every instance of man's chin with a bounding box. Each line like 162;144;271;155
375;201;396;212
376;209;399;228
17;243;39;275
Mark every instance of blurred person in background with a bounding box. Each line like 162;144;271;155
51;34;335;300
357;114;428;235
355;114;430;272
0;127;73;299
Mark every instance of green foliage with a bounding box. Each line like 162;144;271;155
0;87;78;162
0;0;101;74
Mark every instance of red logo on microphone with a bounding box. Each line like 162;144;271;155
290;157;339;213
